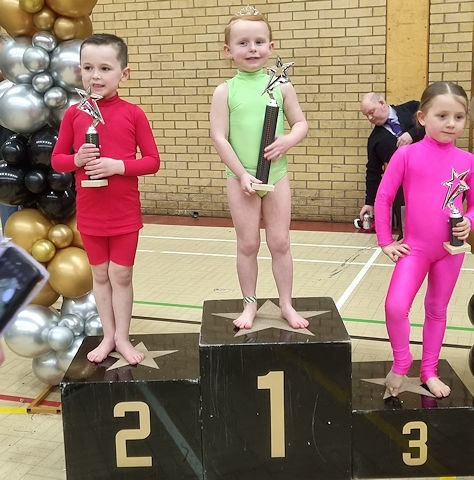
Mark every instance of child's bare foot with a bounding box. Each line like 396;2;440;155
281;305;309;329
233;301;258;329
115;339;145;365
87;338;115;363
385;370;405;397
425;377;451;398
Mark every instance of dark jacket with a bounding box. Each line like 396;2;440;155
365;100;425;205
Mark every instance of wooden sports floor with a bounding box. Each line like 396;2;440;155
0;216;473;480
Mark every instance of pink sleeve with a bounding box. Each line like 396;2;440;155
374;148;406;246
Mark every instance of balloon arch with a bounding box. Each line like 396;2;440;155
0;0;102;385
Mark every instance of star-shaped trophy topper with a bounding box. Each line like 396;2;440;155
263;57;294;100
442;167;470;212
75;85;105;127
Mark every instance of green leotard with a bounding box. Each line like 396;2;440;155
226;69;288;187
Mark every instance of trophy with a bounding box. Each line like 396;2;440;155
75;86;108;187
251;57;294;193
442;168;471;254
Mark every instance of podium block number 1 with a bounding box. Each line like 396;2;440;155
114;401;152;468
257;370;285;458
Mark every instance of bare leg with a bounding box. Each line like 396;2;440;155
262;177;308;329
425;377;451;398
109;262;144;365
227;178;262;329
87;262;116;363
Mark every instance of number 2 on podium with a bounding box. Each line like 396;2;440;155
257;370;285;458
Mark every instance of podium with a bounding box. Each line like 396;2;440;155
351;359;474;478
199;297;352;480
61;334;202;480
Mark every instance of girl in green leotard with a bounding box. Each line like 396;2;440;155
210;6;309;330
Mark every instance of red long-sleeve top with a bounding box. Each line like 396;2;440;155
52;94;160;236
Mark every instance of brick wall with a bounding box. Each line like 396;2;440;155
14;1;474;222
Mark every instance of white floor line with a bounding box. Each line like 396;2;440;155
335;246;383;311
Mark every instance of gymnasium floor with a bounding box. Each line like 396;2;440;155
0;216;473;480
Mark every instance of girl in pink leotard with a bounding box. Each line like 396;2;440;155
375;82;474;398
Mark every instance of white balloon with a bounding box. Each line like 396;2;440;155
48;325;74;351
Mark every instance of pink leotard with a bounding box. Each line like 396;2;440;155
375;135;474;382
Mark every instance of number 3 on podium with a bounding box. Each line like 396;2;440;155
258;370;285;458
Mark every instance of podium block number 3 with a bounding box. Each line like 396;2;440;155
402;421;427;466
114;401;153;468
258;371;285;458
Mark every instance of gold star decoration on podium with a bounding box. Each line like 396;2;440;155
75;85;104;126
213;299;329;337
106;341;178;371
362;376;436;399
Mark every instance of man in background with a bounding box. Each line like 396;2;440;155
359;92;425;236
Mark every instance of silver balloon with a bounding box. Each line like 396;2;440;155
32;350;65;385
49;39;82;93
56;335;84;372
0;37;34;84
32;72;54;93
58;313;84;336
32;31;57;53
84;313;103;336
48;325;74;351
49;91;80;128
43;86;67;108
4;305;59;358
23;46;50;73
0;79;13;100
61;292;98;321
0;84;49;133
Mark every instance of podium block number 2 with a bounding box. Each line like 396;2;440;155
257;371;285;458
114;401;152;468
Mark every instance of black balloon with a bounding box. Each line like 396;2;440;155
0;134;30;166
48;170;73;191
37;188;76;220
29;127;59;168
25;169;49;194
0;164;35;205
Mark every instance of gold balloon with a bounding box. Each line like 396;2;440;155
74;15;93;40
31;238;56;263
4;209;52;252
48;224;73;248
31;281;60;307
64;215;83;248
53;16;75;41
33;5;56;30
0;0;36;36
47;247;92;298
45;0;97;18
19;0;44;14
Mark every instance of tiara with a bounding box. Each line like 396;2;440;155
235;5;260;16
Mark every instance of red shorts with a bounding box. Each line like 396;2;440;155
80;231;139;267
